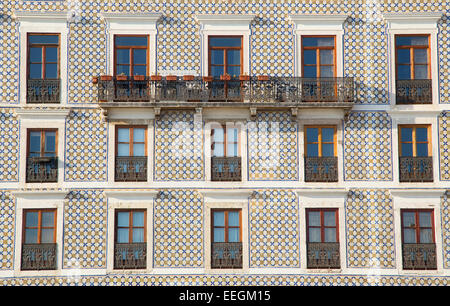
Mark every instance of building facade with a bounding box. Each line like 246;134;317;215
0;0;449;286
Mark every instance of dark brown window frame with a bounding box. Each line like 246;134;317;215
114;34;150;76
22;209;57;244
395;34;431;80
208;35;243;77
27;33;60;80
211;124;241;157
305;208;339;243
27;128;58;158
115;125;148;157
114;209;147;244
401;209;435;244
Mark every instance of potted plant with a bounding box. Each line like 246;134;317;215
220;73;231;81
133;75;146;81
166;75;178;81
239;74;250;81
257;75;269;81
203;76;213;82
183;75;195;81
116;73;128;81
92;76;98;84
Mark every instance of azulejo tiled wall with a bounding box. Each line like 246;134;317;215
0;191;15;270
248;112;298;181
440;111;450;181
153;190;204;268
442;192;450;269
0;109;19;182
343;112;392;181
64;108;108;182
346;189;396;269
249;190;300;268
154;110;204;181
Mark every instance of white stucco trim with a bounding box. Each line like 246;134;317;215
196;14;255;76
14;11;69;106
12;189;68;277
290;14;348;78
101;12;161;76
384;12;443;106
105;189;157;273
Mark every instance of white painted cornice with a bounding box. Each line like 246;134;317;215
296;188;349;198
195;14;256;31
101;12;162;31
200;189;253;203
289;14;348;31
105;189;159;202
383;12;443;30
12;189;68;200
13;10;69;21
390;189;447;198
15;108;71;120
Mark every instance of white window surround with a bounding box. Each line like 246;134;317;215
101;12;161;76
104;190;157;272
384;12;444;107
195;14;256;77
200;189;252;272
297;188;348;272
11;189;67;276
14;11;69;106
390;189;445;274
16;108;70;188
289;14;348;78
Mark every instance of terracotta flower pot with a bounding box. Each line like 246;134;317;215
239;75;250;81
151;75;162;81
183;75;195;81
203;76;213;82
257;75;269;81
221;74;231;81
116;75;128;81
100;75;112;81
133;75;145;81
166;75;178;81
92;77;98;84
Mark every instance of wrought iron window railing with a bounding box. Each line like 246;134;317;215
114;243;147;270
21;243;57;271
304;156;338;182
27;79;61;104
396;79;432;104
399;156;433;182
402;243;436;270
96;76;355;104
211;242;242;269
26;156;58;183
307;242;340;269
115;156;147;182
211;156;242;181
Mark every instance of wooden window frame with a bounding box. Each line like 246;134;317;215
211;209;242;243
211;124;241;157
208;35;243;77
27;128;58;158
115;125;148;157
305;208;339;243
27;33;60;80
401;209;435;244
22;209;57;244
113;34;149;77
301;35;337;78
114;209;147;244
398;124;432;157
395;34;431;80
304;125;337;157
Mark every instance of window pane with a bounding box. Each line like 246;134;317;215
401;127;413;142
403;212;416;227
25;212;39;227
308;211;321;227
320;66;334;77
133;212;145;227
322;143;334;157
133;128;146;143
117;211;129;227
133;49;147;65
226;66;241;77
420;229;433;243
29;132;41;153
213;211;225;227
322;128;335;142
133;143;145;156
210;65;224;77
29;47;42;63
116;65;130;76
320;49;333;65
116;49;129;65
414;49;428;64
117;228;129;243
403;229;416;243
133;65;147;76
115;36;147;47
132;228;144;243
397;65;411;80
45;63;58;79
228;228;239;242
213;228;225;242
25;229;38;244
324;228;337;243
396;49;410;64
227;50;241;65
308;228;321;242
41;228;54;243
213;143;224;157
209;37;241;47
419;212;432;227
303;37;334;47
303;49;316;65
414;65;428;79
396;36;428;46
211;50;224;65
307;143;318;157
416;127;428;142
117;128;130;142
44;132;56;152
324;211;336;226
227;143;238;157
228;211;240;227
29;63;42;79
303;65;317;78
212;128;224;142
401;143;413;157
29;35;59;44
45;47;58;62
227;128;238;142
118;143;130;156
416;143;428;157
306;128;318;143
41;211;54;227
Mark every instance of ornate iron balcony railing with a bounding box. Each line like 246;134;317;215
114;243;147;269
399;156;433;182
26;156;58;183
115;156;147;182
21;243;57;270
402;243;436;270
307;242;340;269
96;76;355;104
396;79;432;104
211;242;242;269
211;156;242;181
27;79;61;104
304;156;338;182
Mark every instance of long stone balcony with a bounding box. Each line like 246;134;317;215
94;75;355;109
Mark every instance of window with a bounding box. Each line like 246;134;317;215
114;209;147;269
21;209;57;270
211;209;242;269
208;36;243;78
115;126;147;181
26;129;58;183
301;36;336;78
304;126;338;182
395;35;432;104
211;125;241;181
306;209;340;269
401;209;436;270
27;34;60;103
398;125;433;182
114;35;149;76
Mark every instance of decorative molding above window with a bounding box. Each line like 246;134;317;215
200;189;253;203
383;12;444;30
15;108;71;120
289;14;348;31
195;14;256;30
